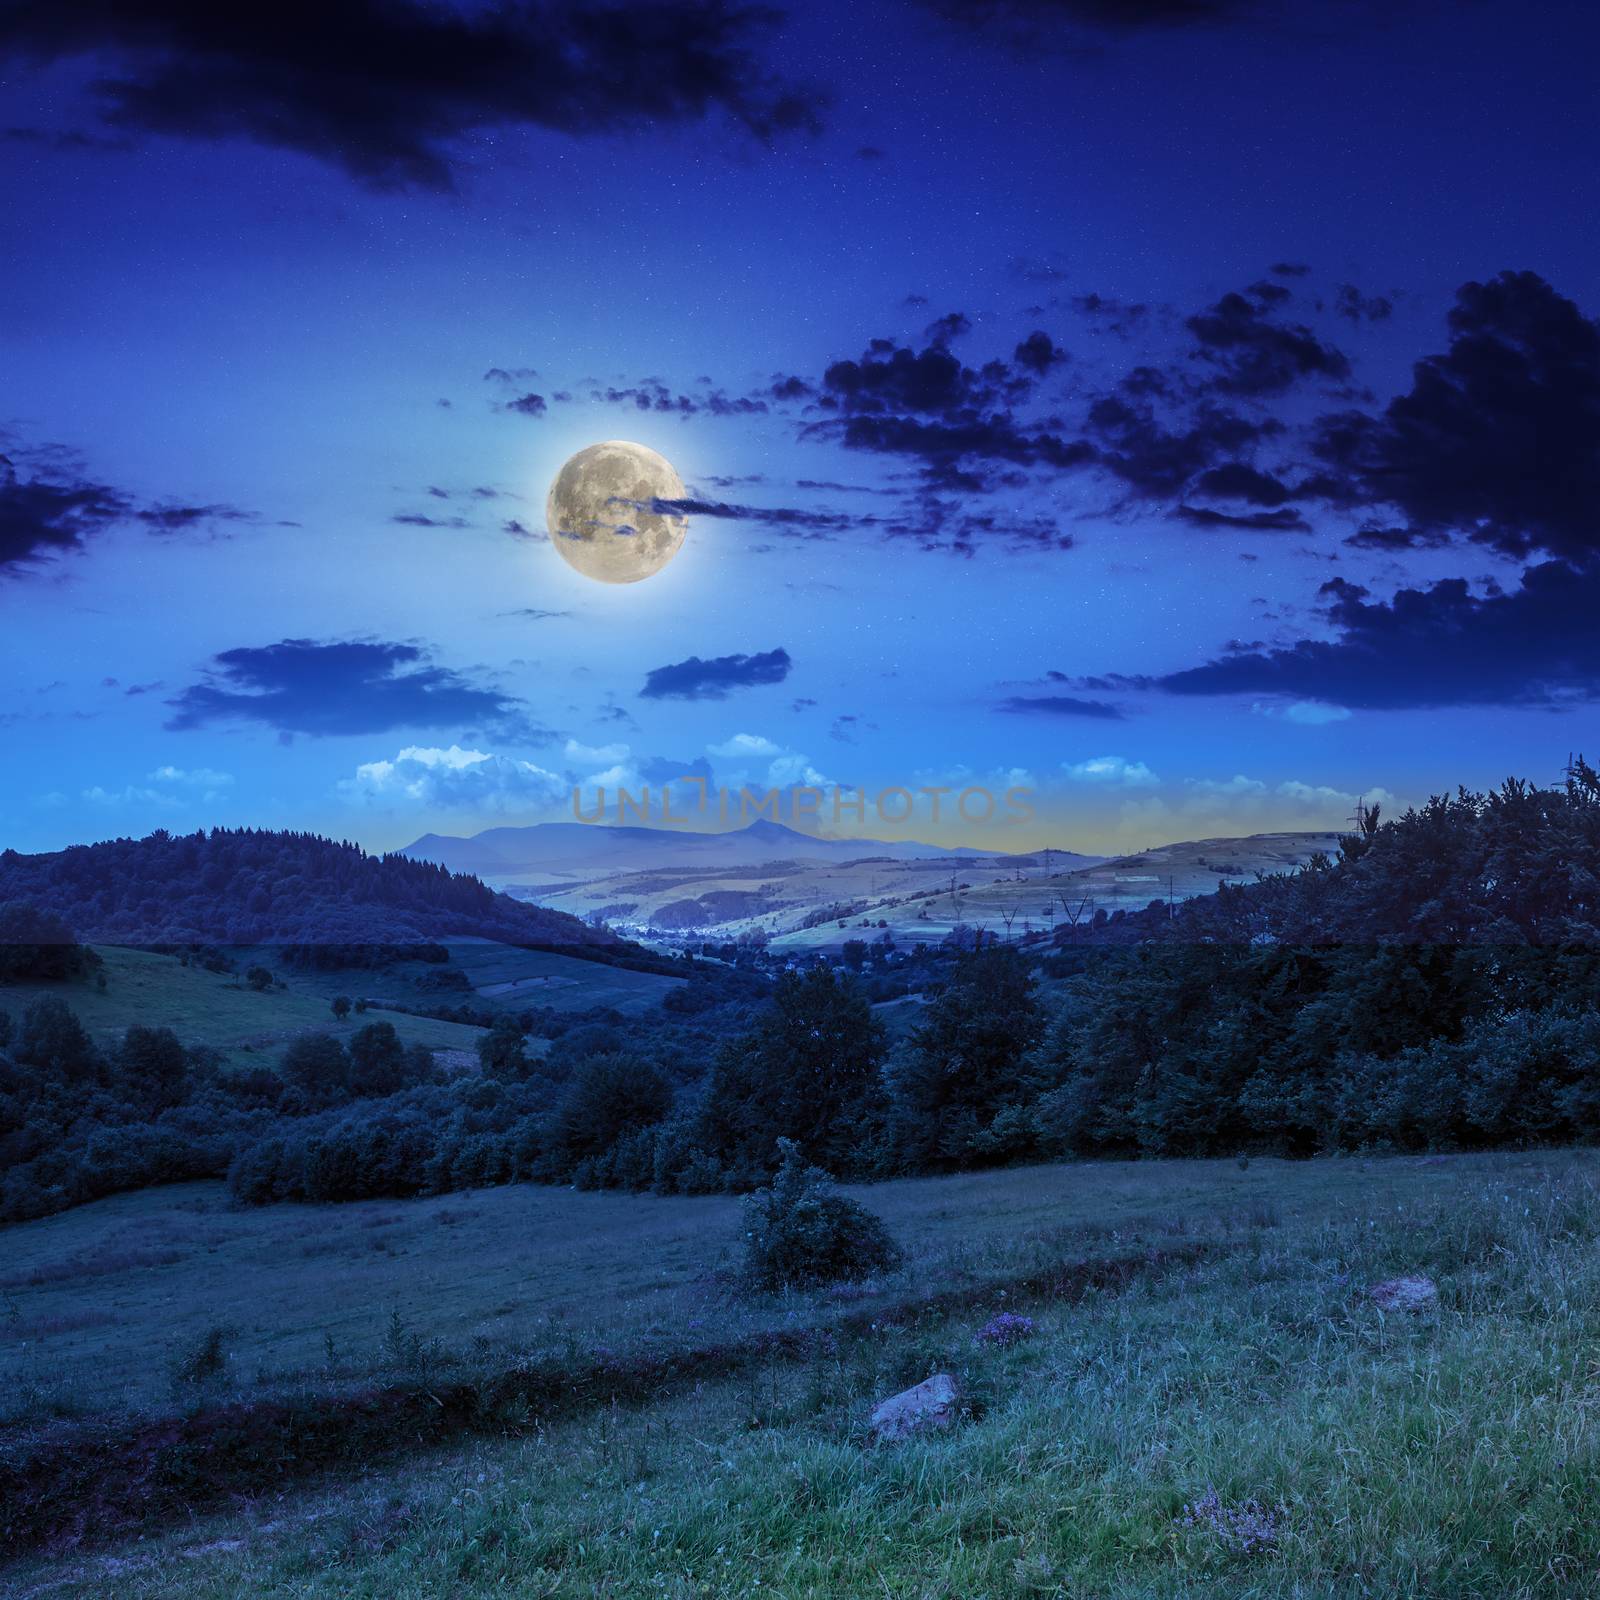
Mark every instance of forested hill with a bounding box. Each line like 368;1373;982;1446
1171;763;1600;946
0;827;621;952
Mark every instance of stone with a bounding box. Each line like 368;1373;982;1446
870;1372;960;1442
1368;1274;1437;1311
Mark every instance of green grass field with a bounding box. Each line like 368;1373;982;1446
445;940;685;1014
0;946;488;1071
8;1150;1600;1596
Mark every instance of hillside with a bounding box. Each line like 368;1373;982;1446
0;944;489;1074
490;829;1335;947
400;817;1042;877
5;1151;1595;1596
0;828;620;953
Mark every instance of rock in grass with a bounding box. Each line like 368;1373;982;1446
870;1372;960;1442
1369;1274;1438;1311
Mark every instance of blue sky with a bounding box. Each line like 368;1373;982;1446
2;0;1597;855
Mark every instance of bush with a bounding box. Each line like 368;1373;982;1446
246;966;273;992
740;1139;901;1291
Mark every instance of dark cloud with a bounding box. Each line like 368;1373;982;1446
393;511;469;528
1;0;822;192
651;497;852;536
826;413;1095;489
502;517;537;540
801;332;1091;488
500;606;572;620
585;381;768;417
1246;278;1293;307
1172;505;1308;532
1158;560;1600;710
820;336;1022;416
1192;462;1293;506
0;448;248;575
0;452;128;573
1185;290;1351;395
1068;291;1153;340
1308;271;1600;565
1334;283;1394;322
166;638;530;736
1014;330;1067;373
924;311;972;347
882;499;1074;555
996;693;1125;719
1271;261;1311;278
639;647;792;701
1341;524;1451;553
1084;392;1278;499
505;392;547;417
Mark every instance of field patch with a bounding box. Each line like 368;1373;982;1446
0;946;486;1070
444;941;684;1013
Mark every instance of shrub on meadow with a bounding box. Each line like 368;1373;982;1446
741;1139;902;1291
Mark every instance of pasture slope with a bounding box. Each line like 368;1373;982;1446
0;940;683;1076
0;946;488;1071
6;1149;1599;1597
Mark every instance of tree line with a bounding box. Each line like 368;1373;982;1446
7;764;1600;1220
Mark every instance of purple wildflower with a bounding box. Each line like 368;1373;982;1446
1177;1488;1286;1555
976;1311;1035;1347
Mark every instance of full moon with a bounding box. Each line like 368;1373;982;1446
545;440;688;584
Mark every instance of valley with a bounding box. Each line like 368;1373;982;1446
402;821;1343;950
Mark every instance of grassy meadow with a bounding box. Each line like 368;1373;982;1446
0;946;488;1072
443;940;684;1014
7;1149;1600;1596
0;939;683;1080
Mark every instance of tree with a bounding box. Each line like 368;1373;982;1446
117;1025;189;1110
477;1014;530;1079
280;1033;348;1097
246;966;273;992
330;996;352;1020
549;1053;673;1173
698;965;886;1178
17;998;100;1084
892;946;1045;1170
347;1021;407;1096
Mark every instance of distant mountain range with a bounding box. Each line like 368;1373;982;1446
399;818;1098;878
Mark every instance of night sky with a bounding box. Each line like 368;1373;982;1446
3;0;1597;856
